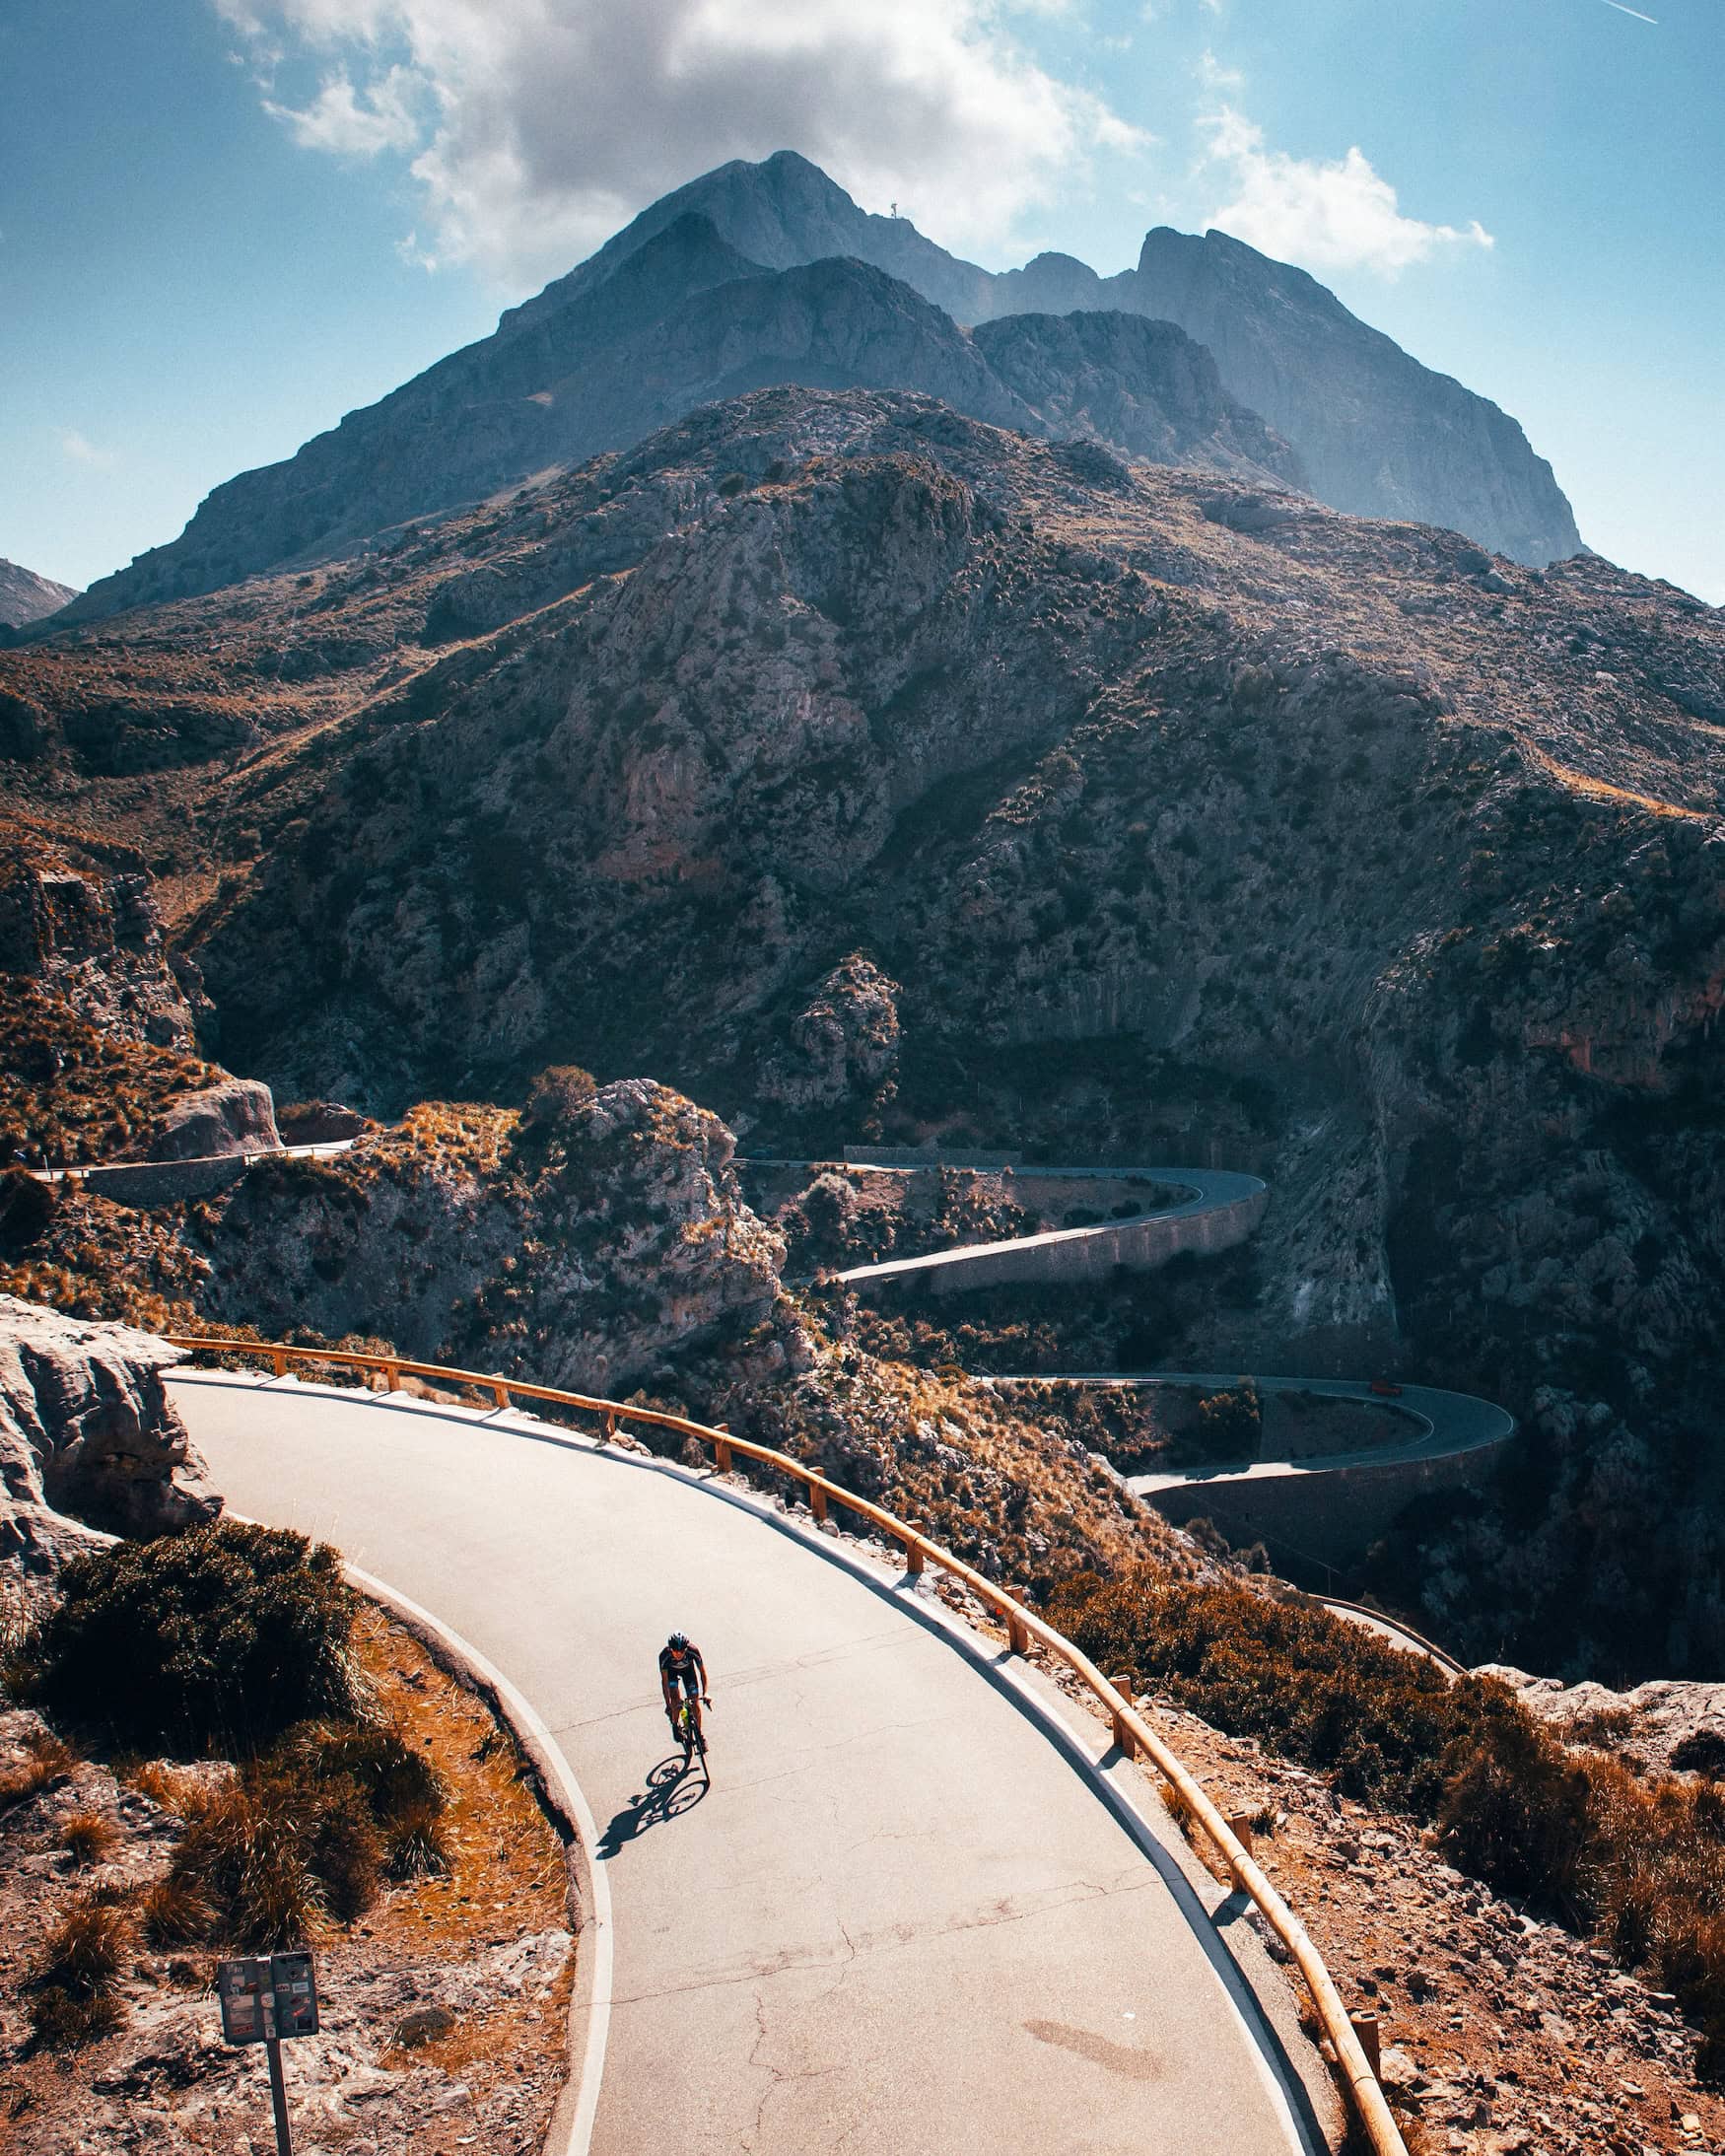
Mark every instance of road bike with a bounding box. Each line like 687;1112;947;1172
673;1693;709;1767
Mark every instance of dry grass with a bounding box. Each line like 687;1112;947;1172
0;1727;74;1809
58;1808;116;1866
1053;1565;1725;2075
28;1892;133;2052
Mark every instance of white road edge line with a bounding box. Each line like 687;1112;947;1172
175;1368;1323;2153
215;1494;614;2156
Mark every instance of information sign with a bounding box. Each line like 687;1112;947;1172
270;1951;319;2038
216;1957;273;2046
215;1950;320;2156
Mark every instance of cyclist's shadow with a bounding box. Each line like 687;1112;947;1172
597;1755;709;1857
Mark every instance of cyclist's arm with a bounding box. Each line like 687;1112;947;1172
694;1648;710;1697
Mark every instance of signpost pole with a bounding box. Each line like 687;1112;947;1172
264;2034;293;2156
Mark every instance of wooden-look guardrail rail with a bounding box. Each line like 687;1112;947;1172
169;1333;1408;2156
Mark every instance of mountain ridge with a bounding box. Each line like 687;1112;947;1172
0;560;78;633
61;152;1576;623
60;216;1302;623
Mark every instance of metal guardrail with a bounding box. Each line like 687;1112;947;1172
1319;1596;1469;1679
169;1332;1409;2156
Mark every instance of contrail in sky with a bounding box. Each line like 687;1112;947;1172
1601;0;1658;20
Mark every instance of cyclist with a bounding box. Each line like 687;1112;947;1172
658;1631;710;1753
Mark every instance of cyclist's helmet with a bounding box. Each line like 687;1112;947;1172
667;1632;689;1649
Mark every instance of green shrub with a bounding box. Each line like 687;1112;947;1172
34;1519;359;1753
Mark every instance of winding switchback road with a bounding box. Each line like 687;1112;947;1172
172;1368;1332;2156
990;1373;1516;1495
831;1164;1268;1290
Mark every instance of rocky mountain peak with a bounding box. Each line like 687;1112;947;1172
0;561;78;633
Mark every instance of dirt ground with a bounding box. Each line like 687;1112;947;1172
0;1601;576;2155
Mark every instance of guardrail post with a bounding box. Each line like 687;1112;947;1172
271;1350;288;1378
902;1539;925;1575
383;1363;401;1392
490;1381;511;1411
1108;1673;1137;1757
1007;1613;1030;1656
810;1486;829;1524
599;1412;615;1445
1226;1809;1256;1859
1348;2011;1381;2079
714;1437;732;1472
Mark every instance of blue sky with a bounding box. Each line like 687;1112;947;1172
2;0;1720;600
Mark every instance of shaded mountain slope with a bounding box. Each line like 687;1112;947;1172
64;153;1576;626
2;383;1722;1672
0;561;78;632
526;152;1581;564
62;227;1298;623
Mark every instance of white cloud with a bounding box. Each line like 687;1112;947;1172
1199;107;1493;276
222;0;1146;289
58;429;117;470
265;64;423;157
1195;46;1243;92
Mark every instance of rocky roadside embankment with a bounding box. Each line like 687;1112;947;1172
0;1296;217;1605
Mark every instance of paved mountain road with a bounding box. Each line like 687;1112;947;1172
989;1372;1516;1494
172;1370;1330;2156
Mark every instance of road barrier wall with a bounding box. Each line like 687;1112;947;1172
840;1146;1024;1170
1144;1428;1515;1566
905;1183;1266;1295
59;1153;256;1207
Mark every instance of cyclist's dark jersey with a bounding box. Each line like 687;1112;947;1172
659;1641;705;1696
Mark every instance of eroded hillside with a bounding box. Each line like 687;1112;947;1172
1;383;1721;1672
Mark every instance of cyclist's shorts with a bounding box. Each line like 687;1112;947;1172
664;1662;700;1698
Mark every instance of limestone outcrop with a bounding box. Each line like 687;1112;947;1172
145;1078;281;1161
759;955;902;1112
0;1296;218;1599
1483;1663;1725;1776
189;1079;786;1395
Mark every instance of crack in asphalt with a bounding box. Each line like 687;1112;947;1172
607;1869;1156;2009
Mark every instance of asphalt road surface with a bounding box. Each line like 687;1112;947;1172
992;1372;1514;1495
173;1370;1328;2156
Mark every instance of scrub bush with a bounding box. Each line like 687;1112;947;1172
33;1519;359;1752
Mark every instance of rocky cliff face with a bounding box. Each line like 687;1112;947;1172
1125;228;1581;565
0;1297;218;1601
62;152;1572;623
190;1080;786;1394
0;561;77;633
972;312;1303;485
0;839;216;1171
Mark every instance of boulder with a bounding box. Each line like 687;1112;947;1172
147;1078;281;1161
0;1296;220;1603
759;955;902;1111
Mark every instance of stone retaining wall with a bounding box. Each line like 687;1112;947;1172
1142;1429;1514;1567
63;1153;255;1208
921;1184;1266;1295
841;1146;1023;1170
